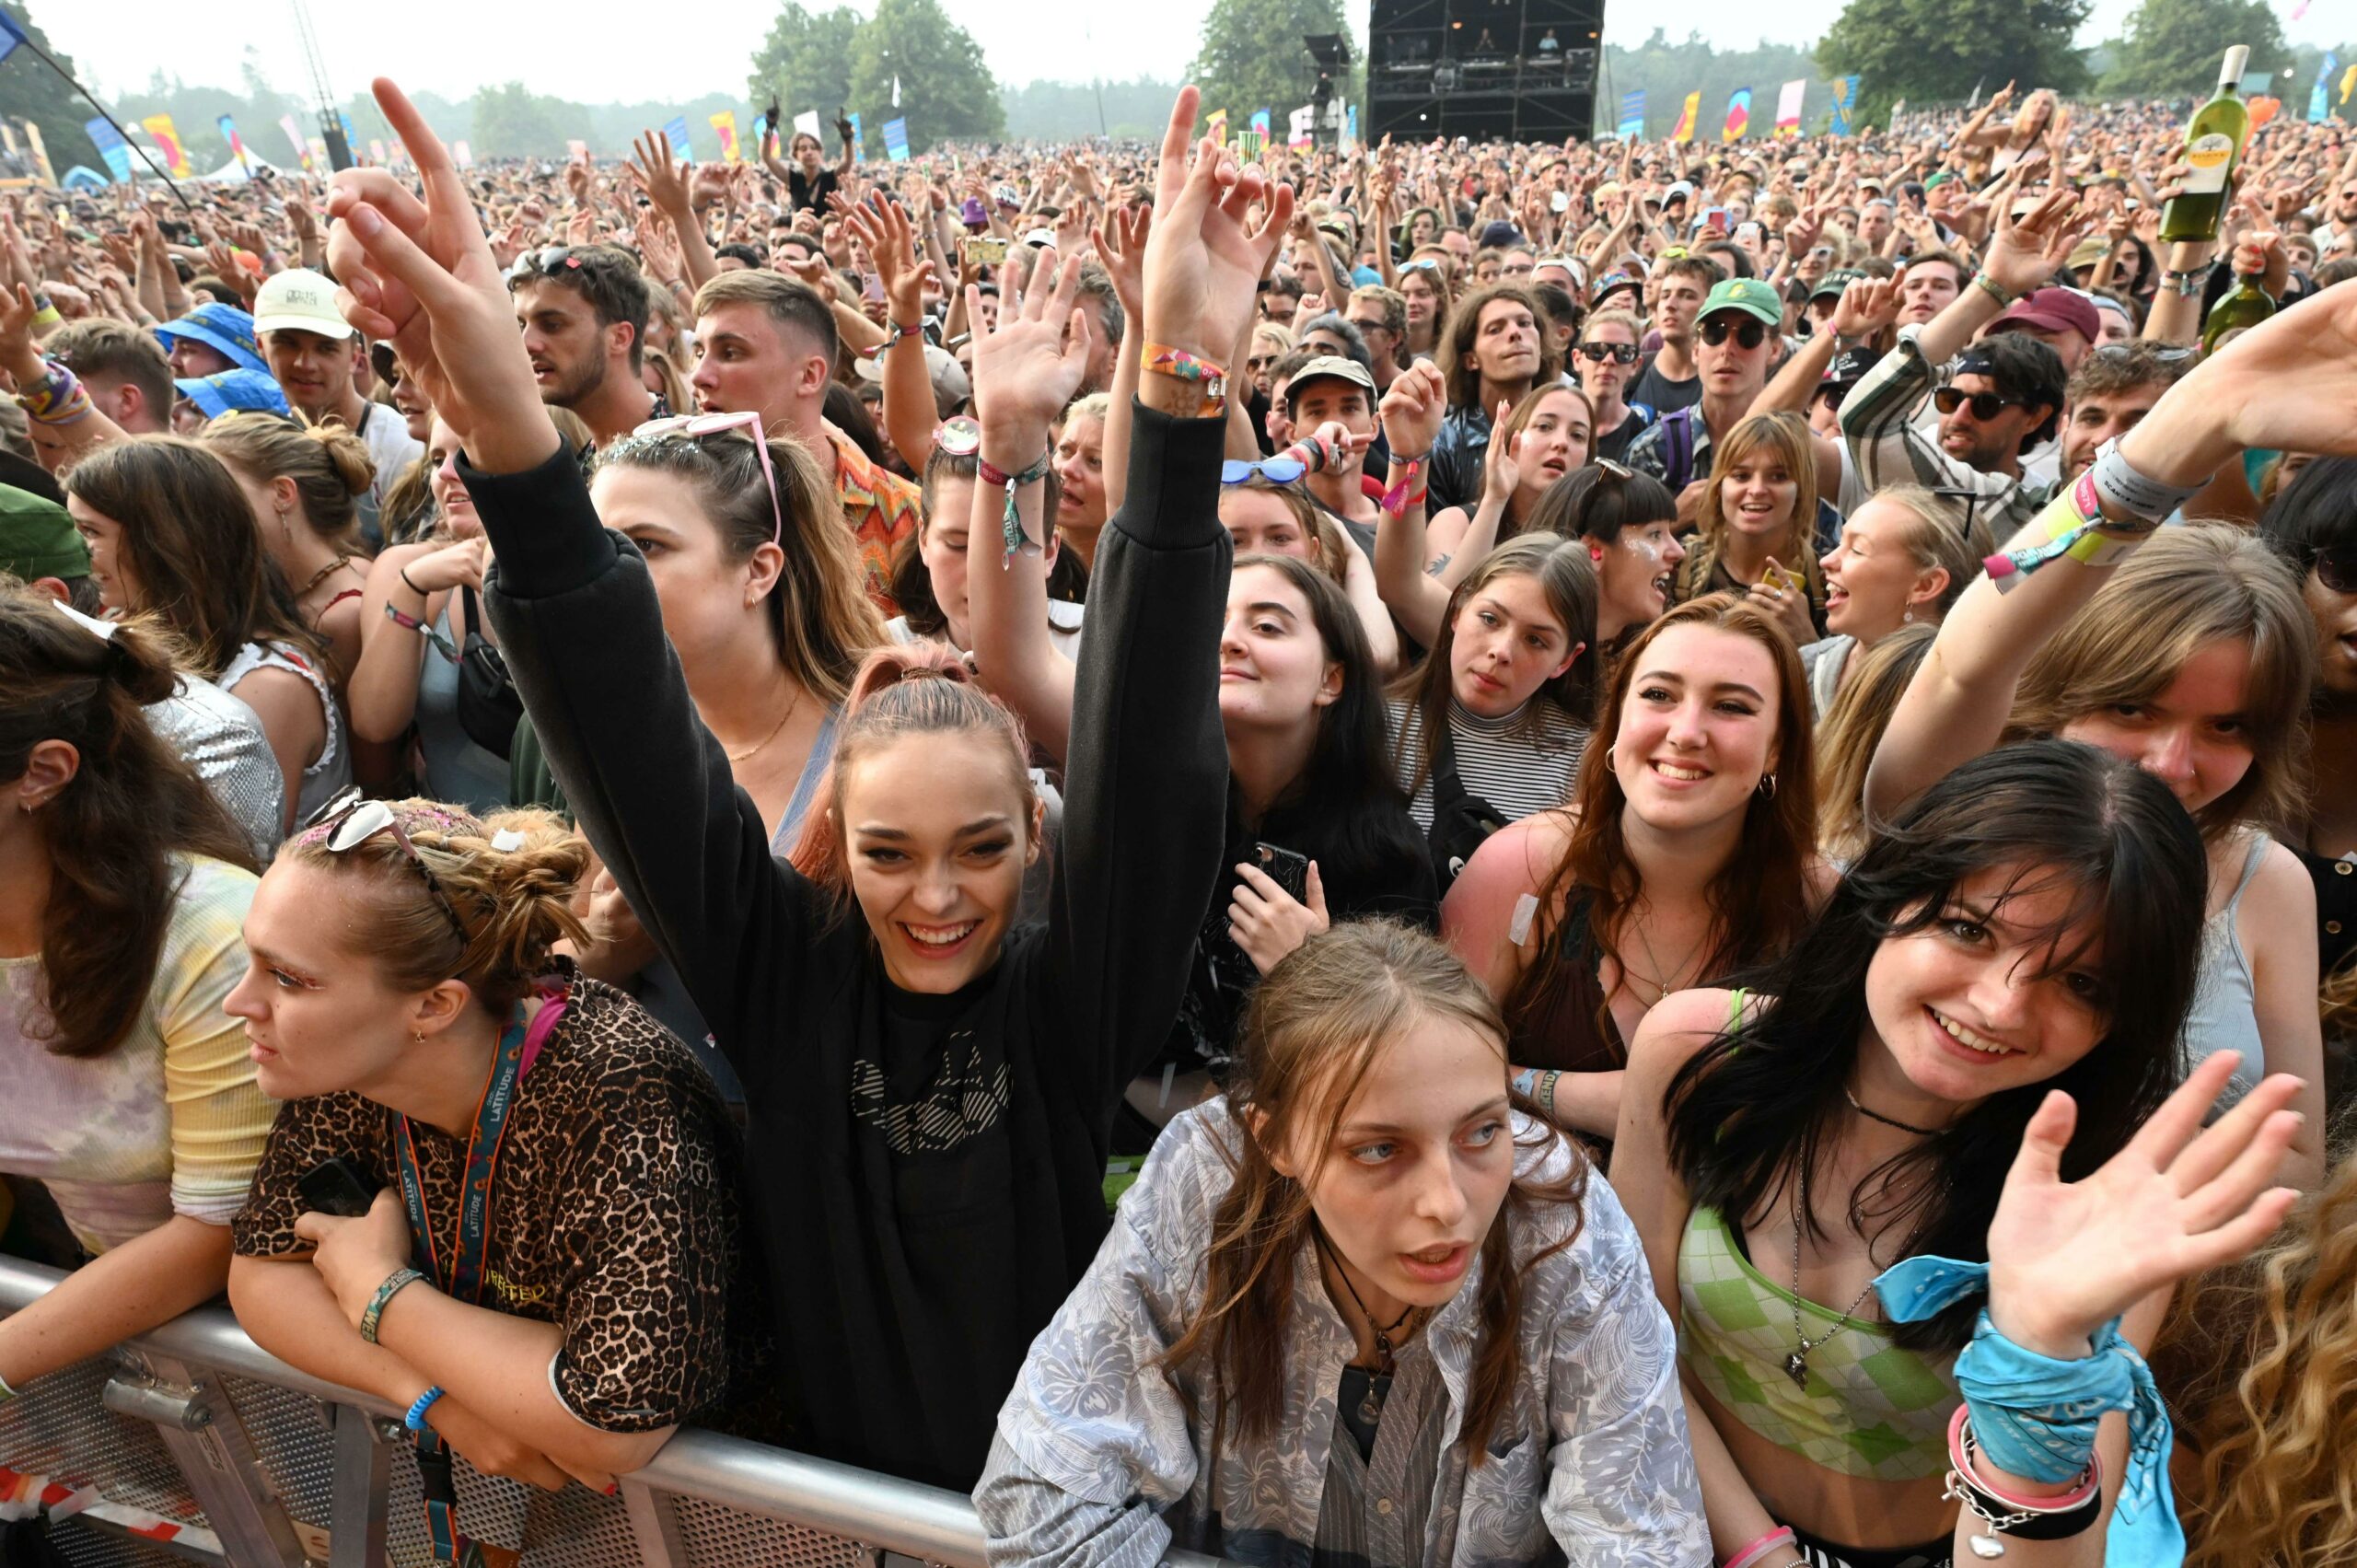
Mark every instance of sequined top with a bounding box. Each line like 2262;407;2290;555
146;672;285;860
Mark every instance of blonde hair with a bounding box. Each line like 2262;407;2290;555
282;799;590;1015
1849;484;1991;619
1814;623;1935;864
644;346;691;417
2168;1150;2357;1567
2009;524;2314;841
201;413;374;548
1677;412;1826;614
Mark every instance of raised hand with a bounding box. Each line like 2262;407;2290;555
325;78;552;473
689;162;733;214
626;132;691;218
1378;359;1447;459
1141;86;1293;366
1830;274;1900;340
634;210;682;286
1479;399;1520;501
970;250;1091;445
1984;1051;2300;1357
1981;180;2081;297
1089;203;1149;326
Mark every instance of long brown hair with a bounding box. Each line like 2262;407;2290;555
62;439;325;681
1508;595;1817;1047
200;412;373;553
2009;523;2313;842
1674;412;1826;614
1387;532;1598;802
1438;282;1561;412
2;585;258;1058
1162;920;1587;1462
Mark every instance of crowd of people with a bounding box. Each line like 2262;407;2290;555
2;64;2356;1568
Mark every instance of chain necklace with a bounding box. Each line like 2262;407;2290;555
293;553;360;599
1844;1086;1942;1138
1623;901;1711;1005
723;685;804;765
1315;1230;1417;1424
1784;1164;1881;1390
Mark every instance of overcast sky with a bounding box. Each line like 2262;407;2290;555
44;0;2343;109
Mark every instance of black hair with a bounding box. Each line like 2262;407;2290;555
1960;332;2066;452
1700;239;1753;280
1523;462;1678;547
823;382;894;472
1294;313;1372;373
506;242;652;372
715;242;764;269
1530;282;1580;332
2258;455;2357;570
1664;739;2207;1353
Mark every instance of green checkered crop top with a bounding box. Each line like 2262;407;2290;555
1678;1203;1957;1481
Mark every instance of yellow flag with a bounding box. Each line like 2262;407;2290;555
1670;91;1701;144
2340;63;2356;103
141;113;191;177
708;110;741;162
1206;109;1229;146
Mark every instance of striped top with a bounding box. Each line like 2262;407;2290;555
0;857;274;1254
1388;697;1591;831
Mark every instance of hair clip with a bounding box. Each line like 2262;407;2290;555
490;828;526;853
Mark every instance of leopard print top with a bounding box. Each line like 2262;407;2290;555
232;975;758;1434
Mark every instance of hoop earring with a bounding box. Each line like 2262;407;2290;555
1757;772;1778;799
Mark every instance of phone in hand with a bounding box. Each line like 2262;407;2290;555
862;272;886;303
1761;561;1800;595
1251;842;1312;904
296;1157;378;1219
1702;205;1729;229
1550;190;1571;213
962;235;1009;265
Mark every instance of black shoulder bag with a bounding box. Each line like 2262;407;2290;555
1423;719;1507;890
454;585;524;761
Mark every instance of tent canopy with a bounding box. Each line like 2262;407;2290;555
202;154;284;183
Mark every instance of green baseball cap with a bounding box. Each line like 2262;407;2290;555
0;484;88;583
1700;277;1784;329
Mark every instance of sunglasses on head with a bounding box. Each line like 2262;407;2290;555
2315;545;2357;595
305;788;473;947
934;416;981;457
1699;317;1769;350
621;412;785;545
1578;342;1639;365
506;246;585;282
1933;386;2028;420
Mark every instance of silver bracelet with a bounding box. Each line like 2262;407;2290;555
2089;437;2200;524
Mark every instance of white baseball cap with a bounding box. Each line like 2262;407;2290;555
252;268;354;341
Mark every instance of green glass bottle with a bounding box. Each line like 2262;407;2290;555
2202;261;2275;354
2159;46;2251;244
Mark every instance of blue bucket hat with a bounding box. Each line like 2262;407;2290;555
156;301;267;375
175;368;291;421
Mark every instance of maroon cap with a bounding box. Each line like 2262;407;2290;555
1986;287;2102;347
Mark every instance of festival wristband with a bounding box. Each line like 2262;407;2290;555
360;1267;427;1346
1946;1406;2101;1513
404;1385;447;1434
1723;1527;1796;1568
2087;436;2200;521
1141;342;1228;416
16;359;91;426
863;319;918;358
1381;459;1424;515
1970;272;2014;308
1981;474;2140;589
977;448;1052;562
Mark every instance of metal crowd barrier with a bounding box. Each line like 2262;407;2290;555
0;1257;1233;1568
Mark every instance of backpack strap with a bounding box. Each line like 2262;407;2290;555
1662;407;1696;491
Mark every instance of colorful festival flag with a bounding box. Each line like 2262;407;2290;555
1617;89;1645;138
708;110;741;161
84;117;134;182
278;113;313;171
881;117;910;162
1205;108;1228;145
215;114;249;169
1721;88;1750;143
664;116;693;161
1670;91;1701;144
1775;80;1805;136
141;114;191;176
1829;75;1862;136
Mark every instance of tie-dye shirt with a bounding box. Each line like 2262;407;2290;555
1;857;273;1253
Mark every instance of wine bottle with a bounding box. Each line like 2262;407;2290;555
2158;47;2251;244
2202;260;2274;354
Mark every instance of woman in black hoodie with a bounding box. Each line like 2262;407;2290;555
321;78;1290;1488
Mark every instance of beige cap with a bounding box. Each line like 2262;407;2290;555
251;268;354;341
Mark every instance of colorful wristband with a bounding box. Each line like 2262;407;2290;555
1724;1527;1796;1568
1381;459;1424;515
863;319;918;359
1141;342;1225;383
360;1266;426;1346
17;359;91;426
404;1384;447;1434
977;448;1052;562
1970;272;2014;308
383;601;431;635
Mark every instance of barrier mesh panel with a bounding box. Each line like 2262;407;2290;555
671;1494;875;1568
0;1356;206;1526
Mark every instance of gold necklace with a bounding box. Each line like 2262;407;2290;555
1624;901;1711;1004
723;685;803;764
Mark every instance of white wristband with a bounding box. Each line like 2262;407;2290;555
2088;438;2200;524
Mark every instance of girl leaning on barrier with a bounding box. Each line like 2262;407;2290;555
225;792;764;1502
314;79;1261;1489
0;584;273;1404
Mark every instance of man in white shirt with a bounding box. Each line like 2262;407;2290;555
252;269;424;540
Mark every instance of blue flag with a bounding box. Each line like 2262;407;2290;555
847;111;863;155
882;117;910;163
1617;88;1645;137
2312;51;2340;122
84;117;134;182
0;9;25;64
1829;75;1861;136
664;115;693;161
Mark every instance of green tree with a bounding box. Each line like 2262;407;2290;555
845;0;1004;153
1818;0;2091;120
749;3;860;132
2101;0;2291;98
1190;0;1346;131
469;82;575;160
1606;29;1834;140
0;2;102;179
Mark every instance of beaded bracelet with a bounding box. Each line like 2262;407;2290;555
977;448;1052;562
404;1385;447;1434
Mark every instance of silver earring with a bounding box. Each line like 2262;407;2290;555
1901;606;1915;624
1758;772;1778;799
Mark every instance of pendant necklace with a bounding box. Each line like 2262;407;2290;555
1317;1231;1416;1423
1784;1164;1880;1389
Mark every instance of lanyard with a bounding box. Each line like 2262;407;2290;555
391;998;544;1568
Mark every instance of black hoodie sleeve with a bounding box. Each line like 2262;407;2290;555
1042;402;1232;1101
466;446;811;1062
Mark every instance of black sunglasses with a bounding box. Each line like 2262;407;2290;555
1931;485;1989;541
1578;342;1639;365
1699;317;1769;350
2316;545;2357;595
506;246;586;282
1933;386;2030;420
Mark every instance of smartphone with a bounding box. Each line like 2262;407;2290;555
296;1157;378;1219
1736;221;1763;247
862;272;886;303
1761;561;1800;595
1550;189;1571;213
1703;205;1729;229
962;235;1008;265
1251;842;1312;903
993;183;1021;209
